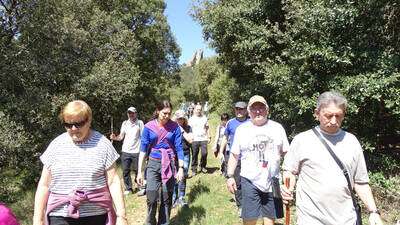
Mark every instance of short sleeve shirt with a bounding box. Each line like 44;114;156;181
224;117;249;151
40;130;119;217
230;120;289;192
283;127;369;225
188;115;208;142
120;119;144;153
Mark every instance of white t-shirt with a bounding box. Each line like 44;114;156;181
188;115;208;142
230;120;289;192
283;127;369;225
120;119;144;153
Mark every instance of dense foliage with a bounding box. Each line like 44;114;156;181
193;0;399;173
0;0;179;202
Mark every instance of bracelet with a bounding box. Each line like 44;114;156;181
226;174;234;179
369;209;380;215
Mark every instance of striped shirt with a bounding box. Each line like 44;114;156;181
40;130;119;217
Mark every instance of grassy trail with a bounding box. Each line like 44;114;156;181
124;159;245;225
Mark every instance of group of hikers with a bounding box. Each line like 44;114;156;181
28;91;385;225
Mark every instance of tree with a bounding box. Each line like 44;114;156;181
0;0;180;202
194;0;400;173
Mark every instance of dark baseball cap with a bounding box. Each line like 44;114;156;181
234;101;247;109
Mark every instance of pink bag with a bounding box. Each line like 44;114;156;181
0;203;20;225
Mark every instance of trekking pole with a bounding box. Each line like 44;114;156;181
284;177;291;225
110;116;114;144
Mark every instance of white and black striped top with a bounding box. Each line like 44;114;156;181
40;130;119;217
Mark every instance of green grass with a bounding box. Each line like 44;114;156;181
124;143;272;225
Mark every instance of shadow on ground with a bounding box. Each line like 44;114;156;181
205;166;219;174
187;180;210;202
170;205;206;225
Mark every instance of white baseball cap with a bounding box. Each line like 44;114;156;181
127;107;137;113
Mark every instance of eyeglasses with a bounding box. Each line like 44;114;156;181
249;107;267;113
64;119;87;129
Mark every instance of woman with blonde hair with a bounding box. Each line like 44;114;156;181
33;100;127;225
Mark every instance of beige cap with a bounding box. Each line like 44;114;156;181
248;95;269;108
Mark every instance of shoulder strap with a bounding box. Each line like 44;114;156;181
312;128;359;209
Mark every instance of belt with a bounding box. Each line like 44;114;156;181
149;156;161;161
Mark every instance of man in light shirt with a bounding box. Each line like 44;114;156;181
188;104;211;175
226;95;289;224
110;106;144;195
281;91;383;225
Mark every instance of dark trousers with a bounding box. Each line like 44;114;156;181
191;141;208;172
121;152;139;191
225;151;242;208
222;149;230;176
48;214;107;225
146;159;175;225
234;159;242;208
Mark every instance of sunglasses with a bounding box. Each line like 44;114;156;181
63;119;87;129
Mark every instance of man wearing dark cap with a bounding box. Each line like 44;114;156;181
110;106;144;195
219;101;249;216
226;95;289;224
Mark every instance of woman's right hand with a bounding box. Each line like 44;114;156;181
33;217;45;225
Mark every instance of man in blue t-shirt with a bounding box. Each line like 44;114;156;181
219;101;249;216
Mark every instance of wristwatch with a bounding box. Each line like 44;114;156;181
226;174;234;179
369;209;380;215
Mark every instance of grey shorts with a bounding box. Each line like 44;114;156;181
241;177;283;220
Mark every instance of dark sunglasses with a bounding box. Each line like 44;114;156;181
63;119;87;129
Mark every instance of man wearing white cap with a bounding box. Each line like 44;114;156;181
226;95;289;225
110;106;144;195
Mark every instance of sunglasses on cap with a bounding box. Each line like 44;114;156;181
63;119;87;129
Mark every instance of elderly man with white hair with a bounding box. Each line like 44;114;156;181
281;91;383;225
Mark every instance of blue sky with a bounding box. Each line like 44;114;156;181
164;0;216;65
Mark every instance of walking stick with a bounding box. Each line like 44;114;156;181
110;116;114;144
285;177;291;225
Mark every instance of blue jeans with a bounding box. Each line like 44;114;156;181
173;152;190;202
